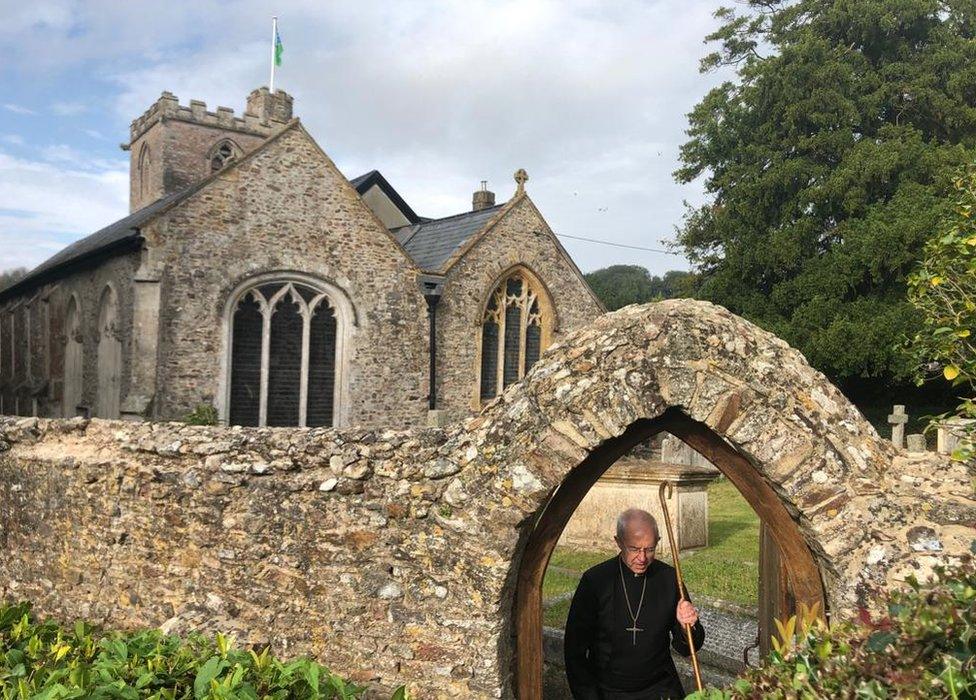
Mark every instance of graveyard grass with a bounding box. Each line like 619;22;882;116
543;478;760;628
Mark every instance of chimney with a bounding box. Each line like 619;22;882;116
246;87;294;125
472;180;496;211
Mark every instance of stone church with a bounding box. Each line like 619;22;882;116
0;87;603;429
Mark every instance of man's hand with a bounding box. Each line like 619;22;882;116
676;600;698;626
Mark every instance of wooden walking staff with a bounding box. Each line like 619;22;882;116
658;481;704;692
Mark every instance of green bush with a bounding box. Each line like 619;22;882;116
689;546;976;699
183;404;219;426
907;164;976;461
0;603;408;699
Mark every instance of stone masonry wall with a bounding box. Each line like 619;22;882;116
149;123;431;428
434;194;604;422
0;252;140;419
1;300;973;698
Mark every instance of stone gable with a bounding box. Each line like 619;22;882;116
434;194;604;421
149;124;430;428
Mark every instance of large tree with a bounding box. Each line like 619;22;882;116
584;265;693;310
0;267;27;292
675;0;976;385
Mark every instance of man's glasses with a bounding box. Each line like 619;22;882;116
624;545;657;556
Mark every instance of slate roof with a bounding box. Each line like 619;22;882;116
392;204;504;272
0;188;194;302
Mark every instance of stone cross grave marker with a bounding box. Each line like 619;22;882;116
888;405;908;449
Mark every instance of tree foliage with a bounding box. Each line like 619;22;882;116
0;268;27;294
675;0;976;383
584;266;693;311
907;164;976;459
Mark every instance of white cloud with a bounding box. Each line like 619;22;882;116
39;143;118;171
3;103;36;115
0;0;733;274
1;135;24;146
0;150;128;270
51;100;87;115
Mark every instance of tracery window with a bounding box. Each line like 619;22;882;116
209;139;241;172
228;280;337;427
479;270;550;401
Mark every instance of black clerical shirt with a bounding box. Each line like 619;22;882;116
564;557;705;699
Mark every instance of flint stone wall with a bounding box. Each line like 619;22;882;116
1;300;973;699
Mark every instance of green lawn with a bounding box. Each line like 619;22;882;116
542;478;760;628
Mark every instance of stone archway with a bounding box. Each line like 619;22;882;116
481;299;900;698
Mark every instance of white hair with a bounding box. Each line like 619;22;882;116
616;508;659;541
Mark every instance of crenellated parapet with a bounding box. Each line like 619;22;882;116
125;86;295;212
128;88;293;144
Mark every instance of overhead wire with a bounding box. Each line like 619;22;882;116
555;233;685;256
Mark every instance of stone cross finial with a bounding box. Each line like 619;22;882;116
514;169;529;195
888;404;908;448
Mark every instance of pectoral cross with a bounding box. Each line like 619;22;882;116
626;623;644;645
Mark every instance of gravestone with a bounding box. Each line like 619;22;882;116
937;417;975;455
906;433;927;453
888;405;908;449
558;436;721;552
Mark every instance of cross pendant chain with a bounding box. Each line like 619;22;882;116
618;557;647;646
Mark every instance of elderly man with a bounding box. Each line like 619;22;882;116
564;508;705;699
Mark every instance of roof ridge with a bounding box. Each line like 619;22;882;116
420;203;503;225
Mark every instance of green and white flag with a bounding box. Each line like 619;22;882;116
270;17;283;92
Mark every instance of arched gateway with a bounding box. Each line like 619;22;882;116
1;300;971;699
466;299;897;696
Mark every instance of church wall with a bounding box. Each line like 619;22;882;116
0;254;141;419
129;125;164;212
149;126;429;428
131;121;269;212
434;196;603;422
157;120;267;202
55;256;139;419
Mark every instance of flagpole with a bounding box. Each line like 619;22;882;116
270;16;278;93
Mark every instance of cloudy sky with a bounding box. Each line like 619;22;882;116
0;0;733;275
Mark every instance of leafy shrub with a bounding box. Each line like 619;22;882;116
0;603;409;699
183;404;219;426
689;547;976;699
907;165;976;461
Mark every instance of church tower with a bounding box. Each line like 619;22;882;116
124;87;294;212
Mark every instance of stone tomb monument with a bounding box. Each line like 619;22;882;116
558;434;721;551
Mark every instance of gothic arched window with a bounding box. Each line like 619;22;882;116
479;269;552;401
95;285;121;419
63;295;84;418
227;280;339;427
209;139;242;172
137;144;152;201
